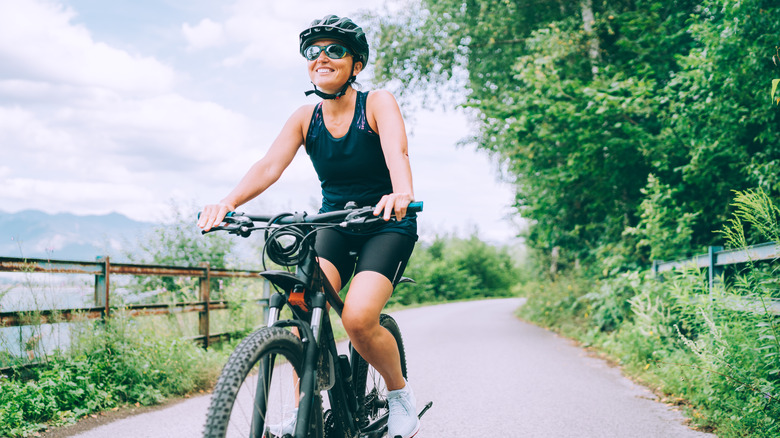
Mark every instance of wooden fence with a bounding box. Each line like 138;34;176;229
0;256;269;351
652;242;780;314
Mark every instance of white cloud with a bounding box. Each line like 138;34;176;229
56;94;255;160
407;110;519;242
0;1;272;221
181;0;387;68
1;94;257;171
0;0;175;95
1;178;150;211
0;0;519;242
182;18;226;51
0;106;73;153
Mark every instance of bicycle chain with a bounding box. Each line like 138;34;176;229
323;409;341;438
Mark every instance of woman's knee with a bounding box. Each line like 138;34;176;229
342;272;392;341
341;307;378;340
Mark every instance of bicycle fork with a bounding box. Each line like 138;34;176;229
293;291;328;438
264;290;328;438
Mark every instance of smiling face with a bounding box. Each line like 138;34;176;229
307;39;363;94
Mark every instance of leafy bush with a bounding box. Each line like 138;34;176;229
0;313;230;438
626;174;699;263
392;234;525;305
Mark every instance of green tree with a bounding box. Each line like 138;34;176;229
653;0;780;250
369;0;780;271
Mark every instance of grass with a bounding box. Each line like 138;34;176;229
0;307;248;438
0;274;267;438
516;190;780;437
520;264;780;436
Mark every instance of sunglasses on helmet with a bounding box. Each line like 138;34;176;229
303;43;352;61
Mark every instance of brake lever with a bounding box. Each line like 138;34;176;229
200;213;254;237
341;207;377;227
341;207;400;230
224;212;252;224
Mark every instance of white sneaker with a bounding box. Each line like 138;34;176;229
265;408;297;437
387;381;420;438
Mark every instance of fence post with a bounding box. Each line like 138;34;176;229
94;256;110;318
708;246;724;297
199;262;211;349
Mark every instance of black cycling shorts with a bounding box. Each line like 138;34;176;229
314;228;416;288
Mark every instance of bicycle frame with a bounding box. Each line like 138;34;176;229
261;242;361;438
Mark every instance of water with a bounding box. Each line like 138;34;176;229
0;273;91;364
0;272;94;311
0;270;252;366
0;272;171;365
0;322;73;363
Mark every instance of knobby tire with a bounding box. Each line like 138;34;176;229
203;327;323;438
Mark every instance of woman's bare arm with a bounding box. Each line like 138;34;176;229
198;105;313;231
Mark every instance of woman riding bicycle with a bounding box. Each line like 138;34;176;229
197;14;420;438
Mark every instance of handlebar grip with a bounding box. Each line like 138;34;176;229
408;201;423;213
197;211;237;219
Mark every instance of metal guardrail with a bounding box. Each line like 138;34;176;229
652;242;780;273
652;242;780;315
0;256;270;350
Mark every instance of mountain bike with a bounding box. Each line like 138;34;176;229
201;202;432;438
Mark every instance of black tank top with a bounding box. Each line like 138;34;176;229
305;91;417;238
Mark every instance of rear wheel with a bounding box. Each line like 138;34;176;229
203;327;323;438
351;314;408;435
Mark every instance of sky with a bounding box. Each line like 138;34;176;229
0;0;522;243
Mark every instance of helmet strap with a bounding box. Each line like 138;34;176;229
305;76;356;100
305;58;359;100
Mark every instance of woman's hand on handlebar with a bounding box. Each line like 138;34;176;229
197;201;236;232
374;192;414;221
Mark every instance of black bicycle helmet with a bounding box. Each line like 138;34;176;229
300;15;370;100
300;15;369;65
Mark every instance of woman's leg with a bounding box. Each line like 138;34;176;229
340;232;416;391
343;270;421;438
341;272;406;390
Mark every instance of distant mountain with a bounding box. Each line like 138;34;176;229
0;210;153;261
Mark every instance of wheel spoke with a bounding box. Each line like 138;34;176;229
352;314;407;434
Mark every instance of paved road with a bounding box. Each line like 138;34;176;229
68;298;714;437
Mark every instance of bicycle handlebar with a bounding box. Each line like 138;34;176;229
201;201;423;236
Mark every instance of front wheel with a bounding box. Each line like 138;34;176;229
351;314;408;434
203;327;323;438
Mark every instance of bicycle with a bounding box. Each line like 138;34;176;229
201;202;432;438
